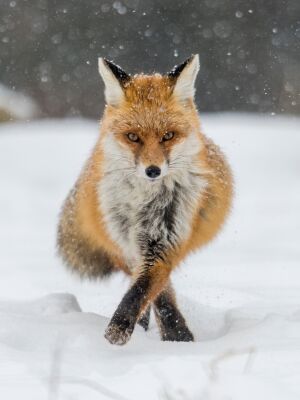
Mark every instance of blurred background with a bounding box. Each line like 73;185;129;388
0;0;299;121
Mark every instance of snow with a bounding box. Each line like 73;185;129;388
0;84;39;120
0;114;299;399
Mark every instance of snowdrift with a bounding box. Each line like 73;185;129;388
0;114;299;399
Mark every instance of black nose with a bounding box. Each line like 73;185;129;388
145;165;161;179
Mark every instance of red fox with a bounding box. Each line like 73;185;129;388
57;55;233;345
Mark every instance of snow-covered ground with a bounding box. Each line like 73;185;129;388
0;114;299;399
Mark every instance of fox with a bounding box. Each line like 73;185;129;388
57;54;233;345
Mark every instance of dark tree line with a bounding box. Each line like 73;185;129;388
0;0;299;118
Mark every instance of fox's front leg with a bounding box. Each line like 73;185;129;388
105;262;171;345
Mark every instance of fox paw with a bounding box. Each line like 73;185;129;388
161;326;194;342
104;322;133;345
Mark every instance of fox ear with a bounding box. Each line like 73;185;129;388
168;54;200;101
98;58;130;106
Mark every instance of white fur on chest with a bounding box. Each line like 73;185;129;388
99;169;206;270
99;178;150;267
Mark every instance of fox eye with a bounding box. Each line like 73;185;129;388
127;132;140;143
162;131;175;142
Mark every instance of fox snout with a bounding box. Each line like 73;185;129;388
134;142;168;181
137;161;168;181
145;165;161;178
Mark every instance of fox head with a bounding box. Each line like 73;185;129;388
98;55;204;183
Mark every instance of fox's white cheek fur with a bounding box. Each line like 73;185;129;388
170;130;202;163
101;133;135;172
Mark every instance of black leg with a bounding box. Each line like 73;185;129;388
137;305;151;331
105;274;151;345
154;284;194;342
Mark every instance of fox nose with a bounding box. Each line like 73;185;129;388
145;165;161;179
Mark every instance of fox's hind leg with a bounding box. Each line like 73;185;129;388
154;282;193;342
137;305;151;331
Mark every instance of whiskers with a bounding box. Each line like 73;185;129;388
168;155;214;180
103;151;136;181
104;161;135;182
169;155;200;172
104;166;135;176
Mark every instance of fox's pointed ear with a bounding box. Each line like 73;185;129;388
168;54;200;101
98;58;130;106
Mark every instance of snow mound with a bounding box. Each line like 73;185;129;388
0;83;39;120
0;293;81;316
1;294;300;400
0;114;299;399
